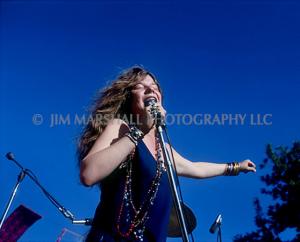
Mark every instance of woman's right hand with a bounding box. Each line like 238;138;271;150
137;104;166;134
136;105;155;134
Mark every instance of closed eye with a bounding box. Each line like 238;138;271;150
152;85;159;90
132;84;144;90
132;83;159;92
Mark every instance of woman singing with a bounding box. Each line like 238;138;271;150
77;66;256;242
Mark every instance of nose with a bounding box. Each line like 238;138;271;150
145;85;155;94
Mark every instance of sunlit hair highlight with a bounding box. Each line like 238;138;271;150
77;66;162;163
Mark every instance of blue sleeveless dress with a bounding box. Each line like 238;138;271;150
86;140;172;242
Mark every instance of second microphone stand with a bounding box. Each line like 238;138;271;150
1;152;92;230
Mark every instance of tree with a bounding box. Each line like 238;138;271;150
233;142;300;242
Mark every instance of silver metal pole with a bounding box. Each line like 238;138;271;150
0;170;26;229
157;125;190;242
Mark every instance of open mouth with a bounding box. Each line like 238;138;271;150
144;96;157;106
144;96;158;102
144;96;157;101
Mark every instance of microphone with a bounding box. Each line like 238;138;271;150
6;152;15;160
209;214;222;234
144;97;157;107
144;98;165;127
6;152;24;171
72;218;93;225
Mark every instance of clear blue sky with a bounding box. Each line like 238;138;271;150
1;0;299;241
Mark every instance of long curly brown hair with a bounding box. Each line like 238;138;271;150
77;66;162;164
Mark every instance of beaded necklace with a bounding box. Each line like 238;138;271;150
116;130;165;241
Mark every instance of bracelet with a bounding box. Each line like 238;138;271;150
224;163;232;176
224;162;240;176
124;125;144;146
119;148;136;169
233;162;240;176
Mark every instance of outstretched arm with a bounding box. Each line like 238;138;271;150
166;145;256;179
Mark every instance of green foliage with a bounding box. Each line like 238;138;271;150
233;142;300;242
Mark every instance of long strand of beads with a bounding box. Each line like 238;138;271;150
116;131;165;241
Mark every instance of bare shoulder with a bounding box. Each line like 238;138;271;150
99;118;129;144
84;118;129;159
106;118;129;132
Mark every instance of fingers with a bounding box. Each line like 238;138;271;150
247;160;256;169
144;105;156;127
240;159;257;173
247;160;256;172
146;103;166;121
249;167;256;172
140;104;166;134
245;166;256;173
159;105;167;117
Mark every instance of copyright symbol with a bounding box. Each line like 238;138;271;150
32;114;43;125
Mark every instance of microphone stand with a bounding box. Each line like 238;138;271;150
217;225;222;242
148;102;190;242
209;214;222;242
1;152;91;229
0;169;26;229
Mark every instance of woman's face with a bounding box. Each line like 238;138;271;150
130;74;162;115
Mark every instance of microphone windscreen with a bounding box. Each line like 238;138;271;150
6;152;15;160
209;214;222;234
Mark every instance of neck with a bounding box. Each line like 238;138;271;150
143;127;156;142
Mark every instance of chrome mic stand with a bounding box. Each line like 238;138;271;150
209;214;222;242
1;152;91;228
147;99;190;242
0;169;26;229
